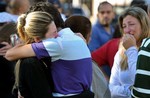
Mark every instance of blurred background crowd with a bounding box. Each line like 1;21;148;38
1;0;150;23
0;0;150;98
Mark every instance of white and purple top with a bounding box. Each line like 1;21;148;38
31;28;92;96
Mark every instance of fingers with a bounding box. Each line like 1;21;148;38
0;42;12;50
122;34;136;50
1;42;9;45
0;42;12;56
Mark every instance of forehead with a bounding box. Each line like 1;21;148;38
123;15;139;23
98;4;113;11
122;15;142;28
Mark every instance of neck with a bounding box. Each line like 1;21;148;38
104;26;111;34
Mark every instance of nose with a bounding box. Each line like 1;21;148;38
123;26;131;34
103;12;109;18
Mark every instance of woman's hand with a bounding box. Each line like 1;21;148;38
122;34;136;50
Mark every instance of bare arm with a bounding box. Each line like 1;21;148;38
5;44;35;61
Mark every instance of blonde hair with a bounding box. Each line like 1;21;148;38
13;11;54;91
17;11;54;44
118;7;150;70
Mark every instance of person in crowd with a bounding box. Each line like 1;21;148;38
0;0;48;55
0;22;17;98
92;25;122;79
131;5;150;98
130;0;146;7
0;1;54;98
5;3;94;98
88;1;115;52
0;2;64;98
6;0;30;15
64;15;91;43
48;0;66;21
0;0;30;24
109;7;150;98
0;0;47;27
92;3;150;80
65;15;111;98
12;11;56;98
0;0;64;98
131;38;150;98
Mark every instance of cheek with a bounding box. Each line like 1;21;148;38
45;33;49;38
134;31;142;41
45;33;52;38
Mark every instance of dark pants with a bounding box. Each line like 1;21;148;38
54;90;94;98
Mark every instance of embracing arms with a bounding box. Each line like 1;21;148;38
5;44;35;61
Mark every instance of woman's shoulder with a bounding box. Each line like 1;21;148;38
141;38;150;48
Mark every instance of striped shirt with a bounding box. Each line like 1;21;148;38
131;38;150;98
31;28;92;96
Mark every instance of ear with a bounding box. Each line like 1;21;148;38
34;37;41;42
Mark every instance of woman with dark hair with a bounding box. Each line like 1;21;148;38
65;15;111;98
65;15;91;43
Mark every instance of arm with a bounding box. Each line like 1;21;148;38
125;46;138;77
5;44;35;61
109;47;138;97
0;42;12;56
123;34;138;82
109;51;131;97
5;38;62;61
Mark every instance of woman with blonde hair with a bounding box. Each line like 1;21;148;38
109;7;150;98
13;11;55;98
5;5;94;98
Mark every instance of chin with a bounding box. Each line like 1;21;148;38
102;24;109;27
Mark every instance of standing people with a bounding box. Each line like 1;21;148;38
64;15;111;98
88;1;115;52
12;11;55;98
131;38;150;98
4;2;65;98
109;7;150;98
5;2;94;98
92;3;150;81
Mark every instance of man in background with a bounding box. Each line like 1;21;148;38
88;1;114;52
